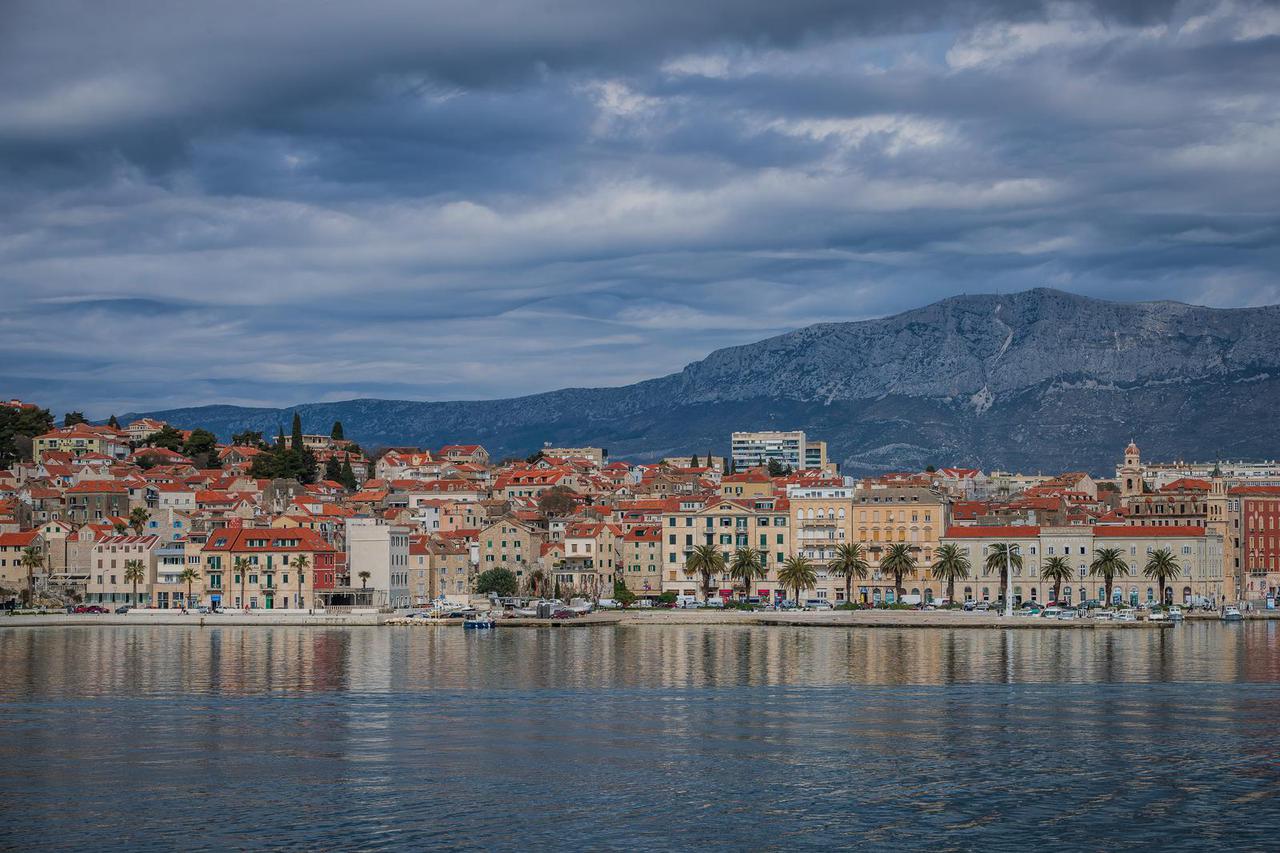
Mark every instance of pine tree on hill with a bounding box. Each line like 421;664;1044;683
331;421;344;441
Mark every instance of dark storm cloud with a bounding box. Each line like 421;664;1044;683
0;0;1276;416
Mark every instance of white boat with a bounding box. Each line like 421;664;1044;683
1222;606;1243;622
1167;606;1184;621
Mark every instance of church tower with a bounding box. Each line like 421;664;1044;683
1120;440;1143;498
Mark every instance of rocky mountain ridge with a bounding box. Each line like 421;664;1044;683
124;288;1280;473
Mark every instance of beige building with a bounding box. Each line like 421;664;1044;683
87;533;159;606
541;446;606;465
478;516;546;587
620;525;663;599
661;496;791;600
942;524;1224;606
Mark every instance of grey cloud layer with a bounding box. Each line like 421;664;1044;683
0;0;1276;417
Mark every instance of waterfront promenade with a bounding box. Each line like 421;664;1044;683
0;608;1186;629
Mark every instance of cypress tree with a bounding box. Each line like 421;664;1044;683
331;421;344;441
324;455;342;482
290;413;304;452
339;459;357;490
107;414;120;429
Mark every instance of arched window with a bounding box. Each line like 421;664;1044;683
837;508;846;519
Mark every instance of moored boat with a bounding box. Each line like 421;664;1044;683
464;615;496;629
1222;606;1243;622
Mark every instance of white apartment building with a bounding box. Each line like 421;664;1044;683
345;518;412;609
731;430;830;472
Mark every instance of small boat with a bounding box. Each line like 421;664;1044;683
463;615;496;629
1167;606;1184;622
1222;606;1243;622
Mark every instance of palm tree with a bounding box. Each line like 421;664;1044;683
233;556;251;609
178;565;200;608
1040;556;1073;604
984;543;1022;607
930;543;970;606
683;544;726;601
123;559;147;606
777;555;817;605
827;543;869;606
290;554;310;609
128;507;151;535
880;543;917;604
1089;547;1130;606
728;547;765;600
19;545;43;606
1143;548;1180;607
358;570;371;590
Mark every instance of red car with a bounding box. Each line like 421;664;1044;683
76;605;108;614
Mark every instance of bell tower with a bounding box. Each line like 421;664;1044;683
1120;440;1142;498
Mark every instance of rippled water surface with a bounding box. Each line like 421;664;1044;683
3;623;1280;850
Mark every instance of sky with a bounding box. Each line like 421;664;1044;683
2;0;1278;418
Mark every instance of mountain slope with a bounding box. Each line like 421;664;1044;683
125;288;1280;473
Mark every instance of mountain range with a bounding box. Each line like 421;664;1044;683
124;288;1280;474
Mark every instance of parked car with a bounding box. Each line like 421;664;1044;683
85;605;108;614
962;600;977;611
1039;607;1064;619
1056;609;1080;620
115;605;132;614
804;599;833;611
702;597;725;608
975;601;991;612
676;595;700;609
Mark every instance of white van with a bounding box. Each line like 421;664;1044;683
676;595;700;609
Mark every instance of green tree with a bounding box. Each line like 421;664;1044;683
146;425;185;452
683;544;726;600
19;546;44;606
0;405;55;466
357;570;372;591
690;453;699;467
331;421;345;441
183;428;218;462
324;455;342;482
880;543;917;603
777;555;817;605
128;507;151;535
1090;547;1130;606
339;459;358;489
657;590;677;606
1143;548;1180;607
1040;556;1074;604
290;413;305;451
984;543;1022;605
178;565;201;607
123;559;147;606
113;521;129;535
232;430;265;447
766;458;785;477
728;547;766;599
930;543;970;605
828;543;870;605
63;411;87;427
612;578;637;608
289;554;310;609
107;414;121;429
475;567;518;597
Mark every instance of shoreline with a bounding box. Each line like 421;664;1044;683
0;609;1201;629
